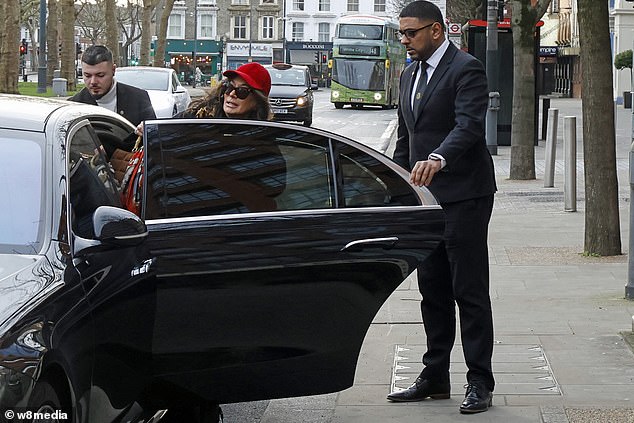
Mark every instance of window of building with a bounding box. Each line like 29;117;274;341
233;15;247;39
374;0;385;13
200;13;215;38
232;0;248;4
319;0;330;12
262;16;274;39
318;23;330;42
292;22;304;41
347;0;359;12
168;13;184;38
293;0;304;11
261;0;276;3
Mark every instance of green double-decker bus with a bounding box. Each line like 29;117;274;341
330;15;406;109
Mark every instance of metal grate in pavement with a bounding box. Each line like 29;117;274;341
390;342;561;396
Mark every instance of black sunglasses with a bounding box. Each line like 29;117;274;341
398;22;435;40
223;82;253;99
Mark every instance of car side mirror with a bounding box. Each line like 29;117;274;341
310;83;319;91
174;86;187;93
73;206;148;256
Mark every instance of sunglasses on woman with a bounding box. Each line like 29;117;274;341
223;82;253;100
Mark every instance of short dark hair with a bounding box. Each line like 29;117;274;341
400;0;446;31
81;45;113;66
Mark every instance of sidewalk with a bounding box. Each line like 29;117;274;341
236;98;634;423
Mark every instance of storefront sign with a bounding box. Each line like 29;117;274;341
539;46;558;57
227;43;273;57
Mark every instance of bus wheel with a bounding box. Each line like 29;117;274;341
334;102;344;109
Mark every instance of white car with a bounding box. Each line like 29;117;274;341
115;66;191;118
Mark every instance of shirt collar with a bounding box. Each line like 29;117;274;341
426;39;450;71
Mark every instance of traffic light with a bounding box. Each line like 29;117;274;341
314;51;319;63
321;54;327;64
19;39;27;55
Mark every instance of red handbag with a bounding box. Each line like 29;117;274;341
120;136;144;216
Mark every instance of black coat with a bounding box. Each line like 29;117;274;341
69;82;156;126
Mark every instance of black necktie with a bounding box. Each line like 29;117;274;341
413;62;429;115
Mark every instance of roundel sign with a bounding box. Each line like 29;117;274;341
448;23;462;35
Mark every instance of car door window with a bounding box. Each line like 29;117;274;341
335;141;420;207
144;122;334;219
68;123;121;237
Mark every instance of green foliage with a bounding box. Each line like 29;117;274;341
614;49;632;70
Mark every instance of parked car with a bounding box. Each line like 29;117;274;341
115;66;191;118
265;63;317;127
0;94;444;423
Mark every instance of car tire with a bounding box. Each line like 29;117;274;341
27;379;69;422
334;102;344;109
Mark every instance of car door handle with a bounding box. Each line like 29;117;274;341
340;237;399;252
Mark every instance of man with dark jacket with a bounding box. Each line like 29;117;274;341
386;0;497;415
70;45;156;126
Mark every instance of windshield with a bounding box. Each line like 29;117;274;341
116;70;170;91
268;68;308;86
338;24;384;40
332;59;386;91
0;136;45;254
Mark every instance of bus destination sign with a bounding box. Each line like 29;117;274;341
339;45;380;56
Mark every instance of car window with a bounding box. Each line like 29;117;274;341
268;69;308;87
0;135;45;254
116;70;170;91
68;124;121;238
335;141;420;207
143;122;333;219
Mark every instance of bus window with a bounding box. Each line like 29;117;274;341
338;24;384;40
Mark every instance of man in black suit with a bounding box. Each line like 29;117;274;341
386;1;497;415
70;45;156;127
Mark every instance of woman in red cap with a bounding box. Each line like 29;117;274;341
178;62;273;120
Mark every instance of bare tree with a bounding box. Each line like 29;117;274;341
508;0;550;179
119;0;143;66
577;0;621;256
0;0;21;94
447;0;485;24
153;0;175;67
139;0;159;66
59;0;76;91
46;0;58;85
104;0;119;64
76;1;107;45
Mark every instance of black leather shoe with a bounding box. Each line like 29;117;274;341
387;377;450;402
459;383;492;414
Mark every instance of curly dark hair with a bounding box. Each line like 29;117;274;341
184;78;273;120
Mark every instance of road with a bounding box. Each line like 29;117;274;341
310;88;398;154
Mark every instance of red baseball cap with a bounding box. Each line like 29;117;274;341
223;62;271;96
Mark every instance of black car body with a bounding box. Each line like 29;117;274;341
266;63;317;127
0;94;444;422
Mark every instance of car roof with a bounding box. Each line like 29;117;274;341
0;94;126;132
265;63;309;71
117;66;174;73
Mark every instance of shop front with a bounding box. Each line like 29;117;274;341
166;39;221;85
225;42;274;70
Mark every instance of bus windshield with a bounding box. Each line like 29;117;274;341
331;59;386;91
337;24;384;40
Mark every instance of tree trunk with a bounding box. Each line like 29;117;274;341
46;0;58;86
153;0;175;67
0;0;20;94
578;0;621;256
60;0;76;91
140;0;157;66
105;0;119;65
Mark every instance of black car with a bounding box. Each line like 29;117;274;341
266;63;317;127
0;94;444;423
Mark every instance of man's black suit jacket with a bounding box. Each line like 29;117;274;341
69;82;157;126
393;43;496;204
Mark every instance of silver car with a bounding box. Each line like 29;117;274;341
115;66;191;117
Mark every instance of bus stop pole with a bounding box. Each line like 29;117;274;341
485;0;499;155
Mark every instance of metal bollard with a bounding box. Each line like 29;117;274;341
544;108;559;188
563;116;576;212
627;140;634;300
486;92;500;156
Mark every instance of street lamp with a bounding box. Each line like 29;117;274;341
37;0;46;93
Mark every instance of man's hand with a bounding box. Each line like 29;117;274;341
410;159;442;187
